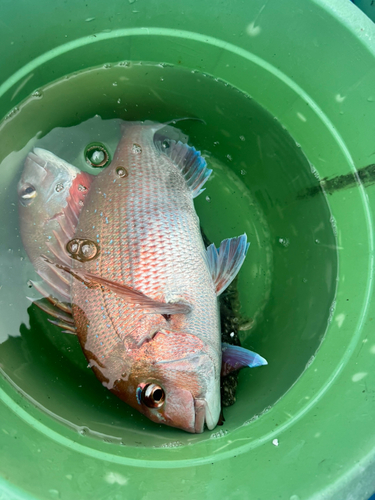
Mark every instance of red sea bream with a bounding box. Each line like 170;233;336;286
19;121;267;433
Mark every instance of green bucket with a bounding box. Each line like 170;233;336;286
1;0;375;499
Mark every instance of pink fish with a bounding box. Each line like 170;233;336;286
41;121;267;432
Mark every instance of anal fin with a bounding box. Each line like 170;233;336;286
221;343;267;376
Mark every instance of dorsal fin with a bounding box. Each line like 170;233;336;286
155;140;212;198
207;234;250;296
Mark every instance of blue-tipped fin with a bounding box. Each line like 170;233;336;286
155;140;212;198
221;343;267;376
207;234;250;296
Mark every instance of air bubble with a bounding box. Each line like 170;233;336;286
226;154;233;161
240;169;247;175
206;196;211;202
92;151;105;163
78;184;87;192
32;90;42;98
112;82;118;87
239;135;245;141
210;430;228;439
66;238;100;262
131;143;142;154
55;183;64;193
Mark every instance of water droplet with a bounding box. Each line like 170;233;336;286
240;169;247;175
116;166;128;178
81;242;97;259
132;143;142;154
66;239;99;262
112;82;118;87
55;183;64;193
32;90;42;98
67;241;79;254
278;237;290;248
117;98;121;104
239;135;245;141
315;239;320;244
206;196;211;202
92;150;105;163
84;143;110;168
160;77;164;81
226;154;233;161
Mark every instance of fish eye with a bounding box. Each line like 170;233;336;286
19;184;37;206
140;383;165;408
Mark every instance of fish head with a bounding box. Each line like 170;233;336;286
17;148;80;219
112;331;221;433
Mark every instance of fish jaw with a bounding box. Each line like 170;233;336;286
194;373;221;432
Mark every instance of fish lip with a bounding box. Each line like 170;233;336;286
194;399;206;433
194;398;217;433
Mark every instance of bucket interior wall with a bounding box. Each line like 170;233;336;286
1;1;375;499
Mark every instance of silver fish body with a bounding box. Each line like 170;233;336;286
18;148;93;303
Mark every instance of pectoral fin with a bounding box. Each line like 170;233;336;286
155;139;212;198
43;256;192;315
221;343;267;376
207;234;250;296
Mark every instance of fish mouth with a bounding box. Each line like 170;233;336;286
194;398;218;433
